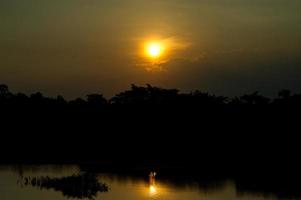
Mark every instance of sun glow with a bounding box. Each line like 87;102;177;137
146;42;164;58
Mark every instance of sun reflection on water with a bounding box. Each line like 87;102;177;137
149;185;157;195
149;172;157;196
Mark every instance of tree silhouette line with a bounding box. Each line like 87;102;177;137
1;83;300;166
1;83;300;108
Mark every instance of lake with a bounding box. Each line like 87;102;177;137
0;165;298;200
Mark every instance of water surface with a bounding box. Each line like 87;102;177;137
0;165;296;200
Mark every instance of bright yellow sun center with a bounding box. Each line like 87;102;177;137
146;42;163;58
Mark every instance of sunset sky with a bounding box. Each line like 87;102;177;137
1;0;300;98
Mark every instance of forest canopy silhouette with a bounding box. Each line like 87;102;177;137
1;83;301;107
0;83;300;174
1;83;301;127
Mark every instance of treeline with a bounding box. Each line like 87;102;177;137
1;83;301;108
1;83;300;166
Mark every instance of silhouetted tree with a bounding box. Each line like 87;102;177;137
0;84;13;102
56;95;66;104
30;92;45;104
69;98;87;109
87;94;107;106
189;91;227;105
235;92;270;105
278;89;291;99
110;84;179;105
0;84;9;96
273;89;295;106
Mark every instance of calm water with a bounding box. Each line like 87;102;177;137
0;165;294;200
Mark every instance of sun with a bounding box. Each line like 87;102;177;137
146;42;164;58
148;43;161;57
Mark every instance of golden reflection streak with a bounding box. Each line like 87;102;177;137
149;185;157;195
149;172;157;196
